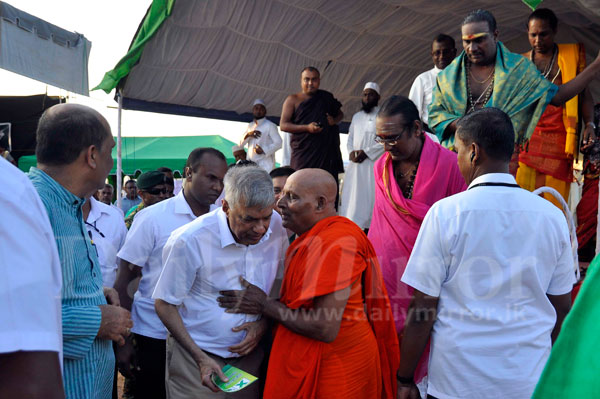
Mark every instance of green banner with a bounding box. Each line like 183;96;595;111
94;0;176;93
522;0;543;10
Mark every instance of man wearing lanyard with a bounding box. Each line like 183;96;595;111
397;108;574;399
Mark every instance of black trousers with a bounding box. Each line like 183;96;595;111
131;333;167;399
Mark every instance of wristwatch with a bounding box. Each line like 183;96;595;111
586;121;597;130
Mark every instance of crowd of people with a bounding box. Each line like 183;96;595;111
2;7;600;399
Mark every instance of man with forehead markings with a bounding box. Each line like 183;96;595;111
429;9;600;152
218;168;400;399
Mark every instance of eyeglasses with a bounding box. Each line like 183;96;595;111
374;125;411;146
85;221;105;238
144;187;168;195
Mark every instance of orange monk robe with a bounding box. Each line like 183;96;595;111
263;216;399;399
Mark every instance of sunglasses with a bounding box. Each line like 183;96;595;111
144;187;168;195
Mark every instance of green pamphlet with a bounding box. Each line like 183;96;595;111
211;365;258;393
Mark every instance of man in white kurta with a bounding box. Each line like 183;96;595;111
340;82;384;230
239;99;282;172
408;34;457;127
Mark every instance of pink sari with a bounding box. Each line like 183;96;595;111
368;135;466;382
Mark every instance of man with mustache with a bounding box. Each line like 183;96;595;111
429;9;600;153
340;82;385;231
113;148;228;399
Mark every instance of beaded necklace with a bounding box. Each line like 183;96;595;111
466;61;494;114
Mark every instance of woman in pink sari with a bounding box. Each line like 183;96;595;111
368;96;466;385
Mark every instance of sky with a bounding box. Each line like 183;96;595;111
3;0;349;163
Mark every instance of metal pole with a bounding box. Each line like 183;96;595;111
116;90;123;211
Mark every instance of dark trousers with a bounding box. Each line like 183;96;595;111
131;333;167;399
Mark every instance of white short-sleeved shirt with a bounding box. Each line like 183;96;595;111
85;197;127;288
153;208;288;358
117;190;203;339
402;173;575;399
408;66;441;125
0;158;62;360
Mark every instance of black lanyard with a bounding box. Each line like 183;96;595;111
468;182;521;190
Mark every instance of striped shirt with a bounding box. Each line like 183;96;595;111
29;167;114;399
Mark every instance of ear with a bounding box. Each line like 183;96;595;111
315;195;327;211
492;29;499;42
85;145;98;169
184;166;193;181
413;120;423;135
470;142;481;163
222;199;230;214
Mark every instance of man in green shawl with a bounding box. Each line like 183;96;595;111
430;9;600;149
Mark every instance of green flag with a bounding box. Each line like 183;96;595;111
94;0;176;93
522;0;544;10
532;256;600;397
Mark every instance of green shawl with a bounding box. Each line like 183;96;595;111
429;42;558;148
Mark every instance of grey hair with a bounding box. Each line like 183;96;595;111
224;164;274;209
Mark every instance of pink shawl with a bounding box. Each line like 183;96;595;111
368;135;466;381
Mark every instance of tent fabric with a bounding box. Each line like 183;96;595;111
98;0;600;124
0;94;63;162
0;2;91;95
17;135;237;175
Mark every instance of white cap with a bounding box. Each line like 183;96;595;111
253;98;266;107
232;144;244;152
363;82;380;95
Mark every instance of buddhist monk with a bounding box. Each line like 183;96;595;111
218;168;399;399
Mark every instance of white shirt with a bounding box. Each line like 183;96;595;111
402;173;575;399
85;197;127;288
117;190;203;339
153;208;288;358
0;158;62;361
281;131;292;166
340;107;384;229
242;118;283;172
408;66;441;125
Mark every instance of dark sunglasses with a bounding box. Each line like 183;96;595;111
144;187;168;195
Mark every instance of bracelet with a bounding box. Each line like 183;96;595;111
586;121;597;129
396;374;414;384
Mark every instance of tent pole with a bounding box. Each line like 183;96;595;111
116;90;123;211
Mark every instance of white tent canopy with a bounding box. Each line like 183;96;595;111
117;0;600;123
0;1;90;95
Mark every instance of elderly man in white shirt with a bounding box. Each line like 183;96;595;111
82;196;127;287
0;158;63;399
154;164;288;399
397;108;574;399
340;82;384;230
113;148;228;399
236;99;283;172
408;34;457;128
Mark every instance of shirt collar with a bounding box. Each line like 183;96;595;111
174;189;196;217
216;207;273;248
87;197;109;223
28;167;84;208
433;66;442;73
467;173;517;190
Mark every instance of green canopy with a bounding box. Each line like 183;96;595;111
18;135;237;175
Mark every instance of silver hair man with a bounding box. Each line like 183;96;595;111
224;164;275;210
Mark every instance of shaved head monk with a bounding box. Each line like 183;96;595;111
218;168;399;399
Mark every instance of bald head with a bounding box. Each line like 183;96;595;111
277;168;337;235
289;169;337;206
36;103;111;166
